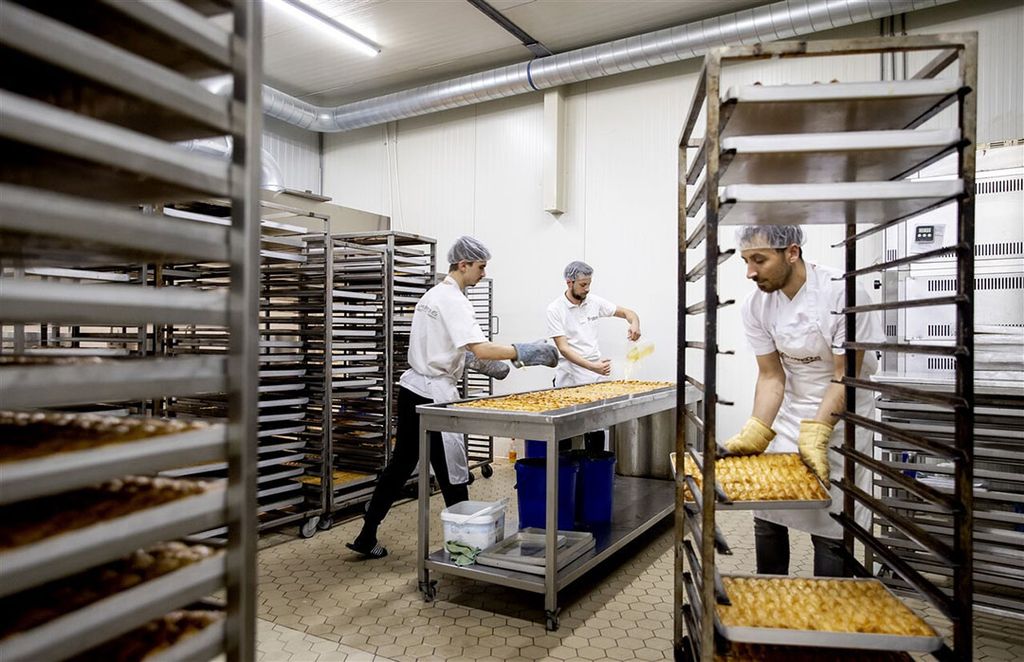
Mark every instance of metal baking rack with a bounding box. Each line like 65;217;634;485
462;277;497;479
334;232;438;466
871;142;1024;619
0;0;259;659
160;200;328;536
677;34;978;661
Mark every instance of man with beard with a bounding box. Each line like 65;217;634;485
724;225;882;577
546;260;641;452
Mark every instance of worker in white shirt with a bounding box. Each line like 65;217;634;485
724;225;880;576
347;236;558;559
546;260;641;452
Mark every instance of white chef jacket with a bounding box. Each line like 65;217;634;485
742;262;883;538
399;276;486;484
546;292;617;387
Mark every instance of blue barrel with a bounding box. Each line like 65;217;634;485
525;439;547;458
514;458;578;530
524;439;572;458
577;451;616;525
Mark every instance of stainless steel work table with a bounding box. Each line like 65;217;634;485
415;384;700;630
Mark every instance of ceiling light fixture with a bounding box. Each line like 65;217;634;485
268;0;382;57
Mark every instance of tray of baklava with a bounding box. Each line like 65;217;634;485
0;476;225;597
714;575;942;652
68;610;224;662
0;410;225;504
0;542;223;662
452;380;674;413
714;643;913;661
675;452;831;510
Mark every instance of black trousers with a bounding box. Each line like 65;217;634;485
363;387;469;528
753;517;851;577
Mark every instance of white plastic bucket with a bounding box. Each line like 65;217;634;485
440;500;507;550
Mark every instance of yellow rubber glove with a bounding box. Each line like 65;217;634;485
723;417;776;455
798;419;834;486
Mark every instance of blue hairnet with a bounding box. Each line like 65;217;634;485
563;260;594;281
447;236;491;264
735;225;804;250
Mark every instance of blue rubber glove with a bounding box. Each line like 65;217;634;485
512;341;559;368
464;351;510;380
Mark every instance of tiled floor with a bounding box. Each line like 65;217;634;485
256;462;1023;661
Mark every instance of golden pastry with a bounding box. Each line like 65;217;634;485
453;380;674;413
0;543;218;639
1;410;209;463
682;453;828;502
717;576;936;637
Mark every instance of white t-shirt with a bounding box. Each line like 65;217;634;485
399;276;487;399
742;262;882;538
743;263;881;372
546;292;617;387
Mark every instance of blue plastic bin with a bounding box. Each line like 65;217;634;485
514;457;578;530
524;439;571;458
566;450;616;525
578;451;616;525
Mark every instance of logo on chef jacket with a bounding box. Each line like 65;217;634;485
417;303;439;319
779;351;822;364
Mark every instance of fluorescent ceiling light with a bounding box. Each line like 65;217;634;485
268;0;381;57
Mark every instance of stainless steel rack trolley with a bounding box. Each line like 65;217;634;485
416;384;700;631
0;0;262;659
333;231;438;467
462;277;497;479
160;202;328;539
676;34;978;661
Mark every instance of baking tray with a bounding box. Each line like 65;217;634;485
146;617;224;662
0;554;224;662
476;529;595;576
718;180;963;226
675;452;832;511
0;488;224;598
0;423;226;504
718;129;961;185
719;79;962;138
714;574;943;652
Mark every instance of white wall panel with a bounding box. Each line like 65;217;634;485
264;117;321;194
908;0;1024;144
321;1;1022;438
390;105;478;236
322;125;387;214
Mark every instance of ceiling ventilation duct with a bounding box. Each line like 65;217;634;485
180;137;286;193
260;0;955;133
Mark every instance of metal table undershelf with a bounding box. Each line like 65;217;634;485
415;384;700;631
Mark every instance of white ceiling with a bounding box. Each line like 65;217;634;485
262;0;768;105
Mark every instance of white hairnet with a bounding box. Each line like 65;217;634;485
447;236;491;264
563;260;593;281
735;225;804;250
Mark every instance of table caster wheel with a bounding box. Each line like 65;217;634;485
481;463;494;478
299;517;319;538
317;516;333;531
419;580;437;603
545;610;560;631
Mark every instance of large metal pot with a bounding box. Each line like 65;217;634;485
612;408;676;478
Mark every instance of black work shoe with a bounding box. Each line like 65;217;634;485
346;540;388;559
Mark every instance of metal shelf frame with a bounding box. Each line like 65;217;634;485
160;201;329;537
0;1;262;658
462;277;497;477
675;34;978;662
